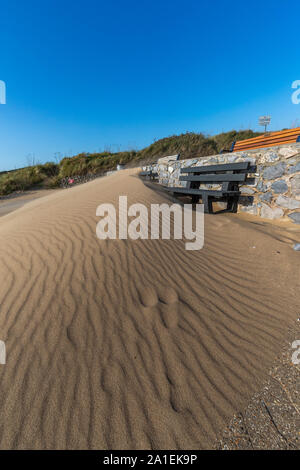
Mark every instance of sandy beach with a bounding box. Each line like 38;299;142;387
0;189;59;218
0;168;299;449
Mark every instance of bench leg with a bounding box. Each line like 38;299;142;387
203;194;213;213
227;196;239;213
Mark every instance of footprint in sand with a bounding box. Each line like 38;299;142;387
138;285;179;329
158;287;178;305
138;286;159;307
157;287;179;329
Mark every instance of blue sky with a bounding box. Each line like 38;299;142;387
1;0;300;171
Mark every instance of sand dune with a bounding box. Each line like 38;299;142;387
0;168;299;449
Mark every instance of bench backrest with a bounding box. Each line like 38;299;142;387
180;162;255;192
181;162;251;174
233;127;300;152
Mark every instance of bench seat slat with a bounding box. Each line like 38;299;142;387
165;187;240;196
179;173;246;182
235;135;299;149
234;139;299;151
235;128;300;145
181;162;250;174
235;134;299;147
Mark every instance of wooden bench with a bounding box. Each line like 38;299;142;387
139;169;158;180
164;162;255;213
225;127;300;153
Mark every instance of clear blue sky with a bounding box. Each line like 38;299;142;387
1;0;300;171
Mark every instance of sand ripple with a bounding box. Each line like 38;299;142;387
0;169;299;449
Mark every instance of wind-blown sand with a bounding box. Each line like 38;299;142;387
0;189;59;217
0;168;299;449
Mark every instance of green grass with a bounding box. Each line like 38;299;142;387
0;129;262;196
0;163;59;195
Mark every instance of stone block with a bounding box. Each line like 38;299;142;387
240;187;255;195
259;192;272;203
276;195;300;209
260;203;284;219
263;162;286;180
288;162;300;174
291;174;300;196
271;180;288;194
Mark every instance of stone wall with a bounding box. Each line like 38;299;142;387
60;169;119;188
142;143;300;223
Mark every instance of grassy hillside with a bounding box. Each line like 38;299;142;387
0;163;59;196
0;129;262;196
134;130;262;163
